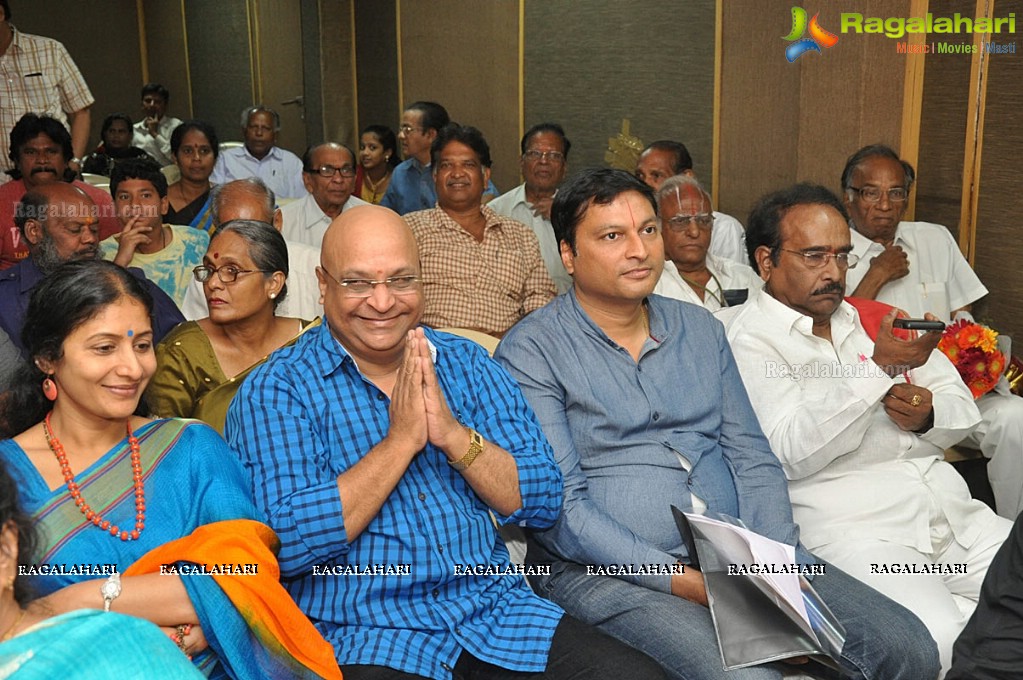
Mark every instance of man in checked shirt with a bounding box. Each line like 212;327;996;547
227;204;665;679
403;125;555;339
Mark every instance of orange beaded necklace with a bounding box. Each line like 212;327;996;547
43;412;146;541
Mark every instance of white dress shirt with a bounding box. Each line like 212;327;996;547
720;289;992;554
132;115;183;166
709;211;749;266
180;238;323;321
210;145;306;199
488;183;572;293
279;192;369;249
654;253;761;312
845;221;988;320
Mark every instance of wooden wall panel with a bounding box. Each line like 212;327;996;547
399;0;520;191
914;0;971;239
141;0;191;120
525;1;715;189
15;0;143;146
719;0;800;220
354;0;399;138
720;1;908;219
973;0;1023;342
183;0;254;145
316;0;356;149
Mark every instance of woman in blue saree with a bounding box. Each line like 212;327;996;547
0;456;203;678
0;260;340;679
165;120;219;235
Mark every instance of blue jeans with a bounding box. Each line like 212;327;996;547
531;559;939;680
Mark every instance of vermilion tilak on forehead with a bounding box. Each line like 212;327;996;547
625;198;635;228
213;252;219;259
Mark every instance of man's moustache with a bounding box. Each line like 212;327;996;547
812;283;844;296
31;166;58;175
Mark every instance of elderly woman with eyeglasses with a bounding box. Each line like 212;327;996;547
146;219;318;433
652;174;762;311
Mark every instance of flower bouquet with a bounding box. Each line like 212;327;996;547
937;320;1005;399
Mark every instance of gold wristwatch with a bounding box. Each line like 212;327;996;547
449;428;485;471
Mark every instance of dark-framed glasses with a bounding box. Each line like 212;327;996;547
665;213;714;231
847;186;908;204
319;266;420;298
778;249;860;269
522;150;565;163
309;164;356;178
192;264;269;283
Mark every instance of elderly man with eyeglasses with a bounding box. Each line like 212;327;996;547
719;182;1011;676
489;123;573;293
652;174;761;311
280;142;368;248
840;144;1023;523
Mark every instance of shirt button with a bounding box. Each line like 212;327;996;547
419;493;427;501
441;663;452;671
437;545;444;553
687;478;694;486
432;589;440;598
376;394;386;401
652;412;660;421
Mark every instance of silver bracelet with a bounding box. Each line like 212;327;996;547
101;572;121;612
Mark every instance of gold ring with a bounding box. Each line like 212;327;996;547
910;394;922;407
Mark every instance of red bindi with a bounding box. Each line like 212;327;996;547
212;252;219;259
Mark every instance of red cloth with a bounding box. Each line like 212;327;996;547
845;296;914;341
0;178;120;269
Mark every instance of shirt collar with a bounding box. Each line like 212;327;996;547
565;287;670;353
849;220;910;251
752;287;859;341
242;145;282;163
313;320;439;377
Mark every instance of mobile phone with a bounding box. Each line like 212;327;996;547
893;318;946;332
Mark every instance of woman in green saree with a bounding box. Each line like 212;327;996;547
147;219;317;433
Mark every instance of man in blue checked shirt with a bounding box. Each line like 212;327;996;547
227;204;665;680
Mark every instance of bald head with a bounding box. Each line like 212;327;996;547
317;205;423;368
212;178;280;229
321;205;419;277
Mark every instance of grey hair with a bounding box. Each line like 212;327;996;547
240;105;281;130
656;174;711;210
210;178;276;227
214;219;289;310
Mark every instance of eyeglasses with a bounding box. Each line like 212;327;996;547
308;164;356;178
778;249;860;269
319;267;420;297
664;213;714;231
192;264;269;283
847;186;908;204
522;150;565;163
398;124;424;135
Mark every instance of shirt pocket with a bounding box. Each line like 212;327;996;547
23;73;58;115
918;281;951;320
